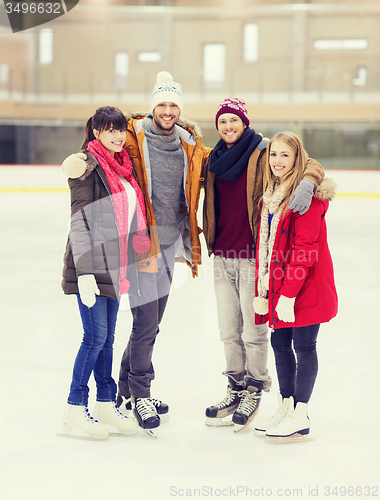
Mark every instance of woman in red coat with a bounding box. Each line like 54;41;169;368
253;131;338;442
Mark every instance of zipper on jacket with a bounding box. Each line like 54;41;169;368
95;164;121;297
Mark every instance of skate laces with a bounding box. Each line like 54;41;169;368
236;390;261;416
150;398;163;408
265;406;287;426
113;403;128;419
214;386;239;409
84;405;99;423
269;407;294;430
135;398;157;419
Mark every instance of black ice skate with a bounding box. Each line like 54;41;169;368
117;394;169;415
205;378;242;427
132;396;160;437
232;379;262;432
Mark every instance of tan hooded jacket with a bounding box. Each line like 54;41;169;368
124;114;211;277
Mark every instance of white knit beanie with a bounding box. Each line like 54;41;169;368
150;71;183;112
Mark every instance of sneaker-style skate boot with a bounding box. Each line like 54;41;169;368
117;394;169;415
205;378;242;427
254;395;292;436
132;396;161;435
265;399;311;443
62;404;109;439
232;379;262;432
93;401;139;435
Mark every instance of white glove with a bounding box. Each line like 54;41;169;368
62;152;87;179
288;178;314;215
78;274;100;308
276;295;296;323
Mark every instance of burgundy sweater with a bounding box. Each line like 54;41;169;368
214;167;255;259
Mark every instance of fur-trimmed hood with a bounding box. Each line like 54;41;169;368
314;177;336;201
123;111;204;139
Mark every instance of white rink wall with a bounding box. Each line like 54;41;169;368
1;165;380;195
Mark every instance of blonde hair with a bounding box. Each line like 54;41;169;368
263;131;309;206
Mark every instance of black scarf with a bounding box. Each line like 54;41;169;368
209;127;263;181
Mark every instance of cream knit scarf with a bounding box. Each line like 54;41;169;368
254;179;289;315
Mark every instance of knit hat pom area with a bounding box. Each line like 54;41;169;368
156;71;173;83
150;71;183;112
215;97;250;129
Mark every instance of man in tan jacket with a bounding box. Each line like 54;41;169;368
202;98;324;432
62;72;210;434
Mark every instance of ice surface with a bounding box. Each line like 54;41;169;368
0;167;379;499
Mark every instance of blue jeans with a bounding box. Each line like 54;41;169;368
67;295;119;405
118;247;175;398
213;257;271;392
270;324;320;405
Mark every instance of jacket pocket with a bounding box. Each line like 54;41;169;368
294;268;318;310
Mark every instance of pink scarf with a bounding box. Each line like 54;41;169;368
87;139;151;295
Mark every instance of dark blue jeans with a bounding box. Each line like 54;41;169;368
270;324;320;405
68;295;119;405
118;247;175;399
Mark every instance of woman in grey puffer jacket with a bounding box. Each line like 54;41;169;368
61;106;150;439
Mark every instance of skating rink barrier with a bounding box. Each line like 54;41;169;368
0;165;379;197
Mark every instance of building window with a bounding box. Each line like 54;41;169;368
314;39;368;50
353;67;367;86
138;52;161;63
39;28;53;65
115;52;129;90
204;44;226;84
0;64;9;84
244;24;259;62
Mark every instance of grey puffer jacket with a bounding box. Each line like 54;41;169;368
61;152;139;300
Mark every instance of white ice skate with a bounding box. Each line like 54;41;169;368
62;404;109;440
254;395;292;436
93;402;139;435
265;400;312;444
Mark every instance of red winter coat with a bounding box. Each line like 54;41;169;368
255;178;338;329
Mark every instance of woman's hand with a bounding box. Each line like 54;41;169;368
78;274;100;308
276;295;296;322
62;152;87;179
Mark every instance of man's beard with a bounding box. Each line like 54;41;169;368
153;115;177;135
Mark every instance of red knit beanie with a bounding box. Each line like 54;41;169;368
215;98;250;129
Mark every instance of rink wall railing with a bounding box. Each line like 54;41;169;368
0;166;379;198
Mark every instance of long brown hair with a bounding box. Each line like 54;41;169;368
80;106;127;150
263;131;309;205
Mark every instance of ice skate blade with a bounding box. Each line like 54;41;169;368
265;433;314;444
253;429;266;437
105;425;139;436
141;428;158;439
57;432;108;441
108;431;139;438
234;422;251;433
159;413;170;425
205;416;234;427
233;414;256;433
